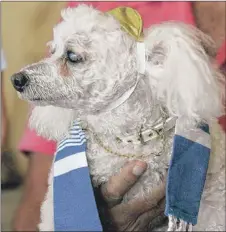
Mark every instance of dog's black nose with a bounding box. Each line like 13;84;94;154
11;72;30;92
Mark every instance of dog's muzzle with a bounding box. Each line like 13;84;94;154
11;72;30;93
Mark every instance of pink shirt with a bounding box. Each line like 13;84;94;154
18;1;226;155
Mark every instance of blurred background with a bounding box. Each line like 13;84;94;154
1;2;66;230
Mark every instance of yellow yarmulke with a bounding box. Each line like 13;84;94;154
107;7;144;42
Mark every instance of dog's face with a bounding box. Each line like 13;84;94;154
11;5;138;117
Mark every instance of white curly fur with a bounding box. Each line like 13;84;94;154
15;5;225;231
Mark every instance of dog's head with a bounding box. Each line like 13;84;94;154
11;5;224;140
11;5;138;117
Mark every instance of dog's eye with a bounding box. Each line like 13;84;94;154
66;51;83;63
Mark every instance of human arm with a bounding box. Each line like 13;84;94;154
13;125;56;231
13;153;53;231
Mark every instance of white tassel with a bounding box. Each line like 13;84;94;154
187;223;193;232
176;220;187;231
168;215;178;231
167;216;193;231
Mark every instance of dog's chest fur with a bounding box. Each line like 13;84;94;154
85;126;174;202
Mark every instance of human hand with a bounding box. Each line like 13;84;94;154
96;160;166;231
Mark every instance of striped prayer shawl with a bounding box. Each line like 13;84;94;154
53;118;210;231
53;122;102;231
165;117;211;231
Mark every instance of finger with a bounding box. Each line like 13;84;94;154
125;179;166;216
101;160;147;207
131;198;166;231
110;198;166;231
148;213;168;231
141;197;166;223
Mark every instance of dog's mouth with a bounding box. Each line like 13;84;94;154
20;91;74;104
28;96;69;102
26;97;47;102
25;97;60;107
31;97;43;101
29;97;57;102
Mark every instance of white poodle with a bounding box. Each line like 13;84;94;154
11;5;225;231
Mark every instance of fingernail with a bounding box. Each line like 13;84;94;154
132;162;147;176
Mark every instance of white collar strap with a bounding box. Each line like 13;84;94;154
136;42;145;74
103;74;141;113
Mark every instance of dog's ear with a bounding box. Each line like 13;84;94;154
29;105;75;141
145;22;224;123
192;25;218;59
